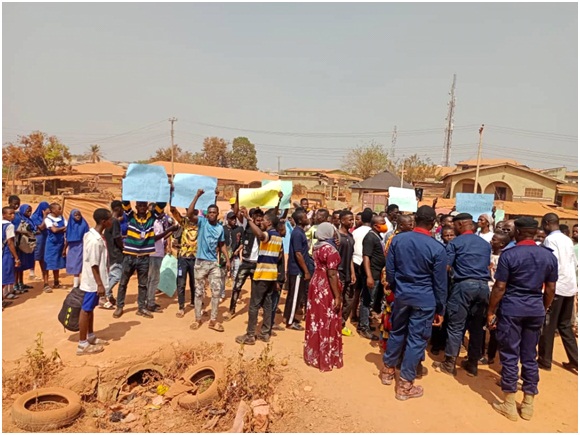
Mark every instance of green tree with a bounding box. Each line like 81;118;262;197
148;144;195;163
2;131;72;177
192;137;229;167
85;144;104;163
341;141;395;180
229;137;258;170
397;154;438;184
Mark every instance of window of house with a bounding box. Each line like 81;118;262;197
555;195;563;206
524;188;544;198
495;187;507;200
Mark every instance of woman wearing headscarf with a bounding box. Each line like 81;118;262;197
477;214;494;243
64;209;89;288
14;204;36;293
304;222;344;372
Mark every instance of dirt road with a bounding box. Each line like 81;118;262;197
2;271;578;433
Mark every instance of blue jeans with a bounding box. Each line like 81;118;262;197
106;262;123;299
147;256;163;307
444;279;489;362
117;255;150;310
383;299;435;382
359;279;381;331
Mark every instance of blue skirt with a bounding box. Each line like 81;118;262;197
2;247;15;285
34;232;47;261
16;250;35;271
45;233;66;271
66;241;84;275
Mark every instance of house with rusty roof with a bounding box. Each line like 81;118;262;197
350;169;412;212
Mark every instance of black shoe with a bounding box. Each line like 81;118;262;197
147;305;162;313
235;334;256;345
460;359;478;377
562;362;578;374
433;356;457;376
113;307;124;318
416;363;428;379
537;359;552;371
136;309;154;319
357;329;379;341
257;333;270;343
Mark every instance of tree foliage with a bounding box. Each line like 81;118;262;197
3;131;72;177
85;144;104;163
397;154;438;184
229;137;258;170
341;141;395;180
192;137;230;167
148;144;195;164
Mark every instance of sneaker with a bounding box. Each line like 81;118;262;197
76;343;104;356
147;305;162;313
112;307;124;318
43;285;52;293
288;323;304;331
136;309;154;318
235;334;256;345
88;336;109;346
341;327;353;337
460;360;478;377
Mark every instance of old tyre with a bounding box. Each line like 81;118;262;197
11;387;82;432
178;360;224;409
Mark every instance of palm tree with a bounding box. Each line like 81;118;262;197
86;144;103;163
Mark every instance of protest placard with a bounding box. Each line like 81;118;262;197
171;173;217;211
388;187;418;212
455;193;495;219
122;164;170;202
262;180;293;209
239;187;279;208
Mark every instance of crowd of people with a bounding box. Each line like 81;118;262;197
2;190;578;419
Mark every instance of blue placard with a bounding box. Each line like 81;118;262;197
122;164;170;202
171;173;217;211
455;193;494;219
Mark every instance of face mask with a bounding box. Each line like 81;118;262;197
377;224;388;233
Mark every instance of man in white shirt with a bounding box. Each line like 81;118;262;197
77;208;113;356
351;208;374;323
538;213;578;372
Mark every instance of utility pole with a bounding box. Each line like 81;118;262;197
390;125;397;160
277;156;281;175
169;117;178;180
441;74;457;167
400;158;405;188
474;124;485;193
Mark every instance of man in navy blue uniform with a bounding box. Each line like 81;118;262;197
379;206;448;401
433;213;491;377
487;217;557;421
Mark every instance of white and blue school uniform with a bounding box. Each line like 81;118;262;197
44;215;67;271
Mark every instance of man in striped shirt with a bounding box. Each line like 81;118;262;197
113;200;166;319
236;207;283;345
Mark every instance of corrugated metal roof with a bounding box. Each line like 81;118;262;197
351;170;413;190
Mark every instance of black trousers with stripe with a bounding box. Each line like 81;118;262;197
284;274;309;326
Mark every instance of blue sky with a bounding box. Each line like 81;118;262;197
3;2;578;171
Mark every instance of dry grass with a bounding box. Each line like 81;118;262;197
2;333;63;398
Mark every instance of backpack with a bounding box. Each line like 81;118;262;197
57;287;85;332
16;221;36;254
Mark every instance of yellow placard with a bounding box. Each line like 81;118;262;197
239;187;280;208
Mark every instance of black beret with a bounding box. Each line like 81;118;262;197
515;217;538;229
452;212;473;222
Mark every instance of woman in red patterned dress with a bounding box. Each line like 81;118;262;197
304;222;343;372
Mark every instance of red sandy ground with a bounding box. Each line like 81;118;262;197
2;270;578;433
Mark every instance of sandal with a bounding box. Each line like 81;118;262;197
43;285;53;293
208;321;224;332
88;337;109;345
190;321;202;330
100;301;114;310
6;293;18;299
176;309;185;318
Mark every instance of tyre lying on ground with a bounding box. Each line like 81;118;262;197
11;387;82;432
178;360;224;409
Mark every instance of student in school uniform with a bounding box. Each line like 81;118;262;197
65;209;90;289
2;206;21;307
14;204;36;293
31;202;51;292
44;203;68;290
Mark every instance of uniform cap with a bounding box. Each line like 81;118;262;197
514;217;538;229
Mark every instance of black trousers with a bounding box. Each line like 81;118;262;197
538;295;578;368
481;329;498;360
229;260;255;313
340;274;355;326
177;257;196;309
284;274;309;326
247;280;275;337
